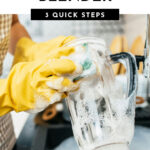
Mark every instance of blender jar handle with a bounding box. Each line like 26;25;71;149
110;52;137;97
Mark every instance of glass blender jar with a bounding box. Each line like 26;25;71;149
65;37;138;150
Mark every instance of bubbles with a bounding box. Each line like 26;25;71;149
67;68;134;150
66;41;134;150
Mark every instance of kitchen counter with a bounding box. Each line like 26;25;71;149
14;115;150;150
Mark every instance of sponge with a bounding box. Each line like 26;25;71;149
73;43;97;81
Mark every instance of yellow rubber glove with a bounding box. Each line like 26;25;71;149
0;47;82;116
13;36;76;65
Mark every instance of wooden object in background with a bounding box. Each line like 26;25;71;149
110;35;122;75
130;36;144;73
119;36;129;74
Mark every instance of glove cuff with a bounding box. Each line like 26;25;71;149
13;37;36;65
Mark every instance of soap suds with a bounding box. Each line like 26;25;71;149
65;41;135;150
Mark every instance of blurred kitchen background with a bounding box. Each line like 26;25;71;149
18;15;147;46
5;14;150;150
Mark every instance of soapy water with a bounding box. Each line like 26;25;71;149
67;77;134;150
65;42;135;150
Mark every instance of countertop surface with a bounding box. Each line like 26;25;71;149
55;126;150;150
14;115;150;150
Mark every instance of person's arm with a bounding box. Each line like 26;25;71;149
9;15;31;55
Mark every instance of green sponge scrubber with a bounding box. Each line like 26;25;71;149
73;43;97;81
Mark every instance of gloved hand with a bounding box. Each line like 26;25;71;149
13;36;76;65
0;47;82;116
